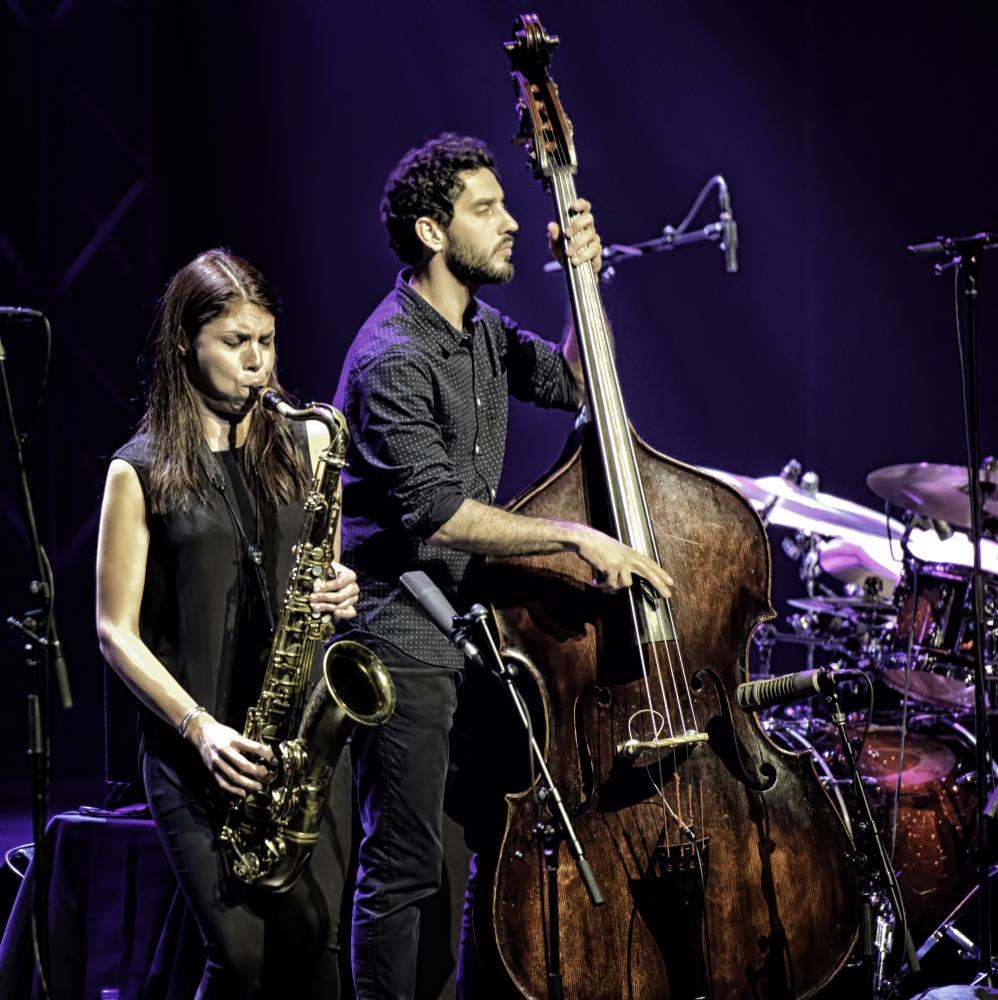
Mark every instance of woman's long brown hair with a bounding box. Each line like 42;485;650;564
141;249;310;513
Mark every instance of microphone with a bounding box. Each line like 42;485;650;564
0;306;43;320
932;519;954;541
717;177;738;273
779;458;802;484
400;571;482;664
736;667;861;712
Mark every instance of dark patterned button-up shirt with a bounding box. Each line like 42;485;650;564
334;270;579;669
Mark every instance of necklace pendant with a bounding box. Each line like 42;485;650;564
247;544;264;566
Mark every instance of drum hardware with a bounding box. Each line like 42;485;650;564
874;903;897;998
758;458;816;525
787;594;897;622
751;620;853;676
825;682;918;994
889;866;998;990
907;230;998;987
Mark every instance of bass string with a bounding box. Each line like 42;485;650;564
549;170;667;723
550;165;703;836
548;187;672;828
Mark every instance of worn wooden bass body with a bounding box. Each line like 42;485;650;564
473;16;860;999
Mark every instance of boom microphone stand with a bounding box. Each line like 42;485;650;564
400;572;603;999
456;602;604;1000
0;309;74;998
908;231;998;984
542;174;739;282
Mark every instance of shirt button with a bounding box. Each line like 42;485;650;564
474;444;480;455
475;396;481;407
490;487;496;501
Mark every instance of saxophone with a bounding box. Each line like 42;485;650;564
219;389;395;891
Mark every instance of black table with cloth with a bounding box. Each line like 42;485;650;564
0;809;201;1000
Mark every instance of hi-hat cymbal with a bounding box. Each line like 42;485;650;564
866;461;998;529
787;595;896;620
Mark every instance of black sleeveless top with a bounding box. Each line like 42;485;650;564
112;425;314;766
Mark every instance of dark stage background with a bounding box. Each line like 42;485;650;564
1;0;997;822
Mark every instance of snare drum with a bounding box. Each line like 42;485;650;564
882;563;998;711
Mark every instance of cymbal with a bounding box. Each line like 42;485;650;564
697;467;778;506
787;595;896;620
754;476;901;536
700;467;903;538
817;536;901;594
866;461;998;529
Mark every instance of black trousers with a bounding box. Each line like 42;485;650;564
348;638;461;1000
143;747;351;1000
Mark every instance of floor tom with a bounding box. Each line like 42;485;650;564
767;715;983;948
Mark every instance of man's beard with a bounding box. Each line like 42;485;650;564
444;232;514;288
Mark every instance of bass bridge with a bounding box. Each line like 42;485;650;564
615;729;709;768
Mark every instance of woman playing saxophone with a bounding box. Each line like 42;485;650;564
95;249;357;999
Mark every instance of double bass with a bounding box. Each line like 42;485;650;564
472;15;860;999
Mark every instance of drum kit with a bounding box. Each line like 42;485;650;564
707;457;998;990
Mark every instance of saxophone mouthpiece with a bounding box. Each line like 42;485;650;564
259;388;296;418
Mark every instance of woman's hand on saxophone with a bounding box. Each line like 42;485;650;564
309;561;359;621
186;712;276;798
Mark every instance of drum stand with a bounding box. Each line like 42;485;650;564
914;866;998;977
0;312;74;999
909;230;998;985
820;682;919;998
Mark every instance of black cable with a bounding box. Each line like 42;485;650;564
888;561;917;862
25;316;52;442
852;669;876;768
689;831;715;989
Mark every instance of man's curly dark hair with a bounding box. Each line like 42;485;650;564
381;133;498;265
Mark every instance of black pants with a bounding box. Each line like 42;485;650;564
348;638;460;1000
143;747;351;1000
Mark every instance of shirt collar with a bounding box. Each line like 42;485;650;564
395;269;483;353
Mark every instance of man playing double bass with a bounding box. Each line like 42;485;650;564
333;132;674;999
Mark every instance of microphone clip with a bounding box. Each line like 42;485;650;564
450;604;492;667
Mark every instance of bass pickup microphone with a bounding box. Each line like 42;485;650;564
400;571;482;665
736;667;862;712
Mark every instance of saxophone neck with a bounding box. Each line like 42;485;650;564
259;389;345;440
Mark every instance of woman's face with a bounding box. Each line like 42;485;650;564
188;300;276;415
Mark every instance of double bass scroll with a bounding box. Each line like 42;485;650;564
472;14;861;999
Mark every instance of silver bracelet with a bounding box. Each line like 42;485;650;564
178;704;206;739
